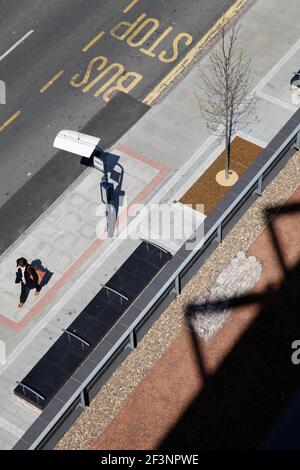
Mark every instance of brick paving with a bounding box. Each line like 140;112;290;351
89;185;300;450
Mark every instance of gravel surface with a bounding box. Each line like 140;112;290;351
180;136;262;214
57;150;299;450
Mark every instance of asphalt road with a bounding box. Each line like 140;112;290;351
0;0;234;253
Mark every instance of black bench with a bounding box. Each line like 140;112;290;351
14;241;171;410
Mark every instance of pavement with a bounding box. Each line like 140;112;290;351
0;0;300;449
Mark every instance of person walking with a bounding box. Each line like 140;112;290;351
15;257;41;308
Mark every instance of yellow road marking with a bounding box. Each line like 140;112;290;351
123;0;139;13
40;70;64;93
0;111;21;132
82;31;105;52
143;0;248;105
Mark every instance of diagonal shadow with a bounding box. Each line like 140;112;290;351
159;201;300;450
81;149;125;234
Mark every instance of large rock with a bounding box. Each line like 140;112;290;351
187;251;262;340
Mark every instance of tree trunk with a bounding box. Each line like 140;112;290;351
226;112;233;178
226;136;231;178
226;112;233;179
225;124;230;179
224;67;230;179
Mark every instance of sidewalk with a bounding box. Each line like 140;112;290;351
0;0;300;449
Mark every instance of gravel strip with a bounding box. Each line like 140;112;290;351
57;151;299;450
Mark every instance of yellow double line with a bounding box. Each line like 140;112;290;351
123;0;139;13
143;0;248;105
82;31;105;52
0;111;21;132
40;70;64;93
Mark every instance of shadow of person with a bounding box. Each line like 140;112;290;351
30;259;54;288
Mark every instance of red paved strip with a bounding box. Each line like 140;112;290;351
1;146;169;331
90;186;300;450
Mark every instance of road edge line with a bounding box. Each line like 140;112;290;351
143;0;248;105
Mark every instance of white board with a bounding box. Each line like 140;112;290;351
53;130;100;157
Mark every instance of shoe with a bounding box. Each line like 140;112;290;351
34;290;40;296
18;303;24;308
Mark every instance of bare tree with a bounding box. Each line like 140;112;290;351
197;22;256;179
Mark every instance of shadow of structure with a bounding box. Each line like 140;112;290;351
103;151;125;220
159;201;300;450
81;148;125;223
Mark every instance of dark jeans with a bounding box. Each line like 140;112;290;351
20;280;41;304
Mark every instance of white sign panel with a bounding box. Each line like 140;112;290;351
53;130;100;157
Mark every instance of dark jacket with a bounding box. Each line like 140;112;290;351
15;265;39;288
